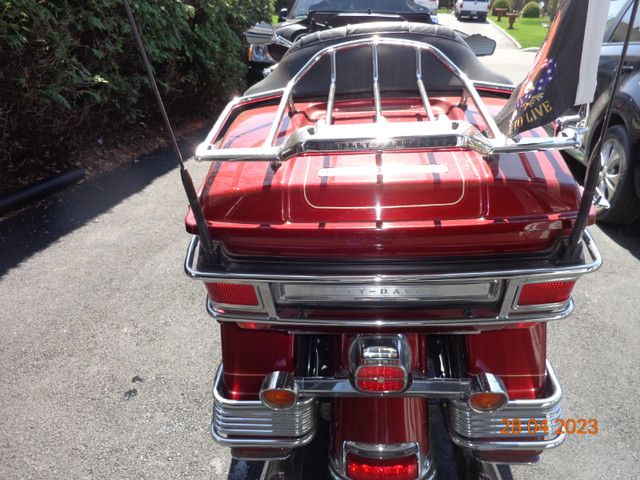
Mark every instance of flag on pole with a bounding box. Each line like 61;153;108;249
494;0;610;137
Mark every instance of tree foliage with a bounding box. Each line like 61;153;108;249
0;0;273;191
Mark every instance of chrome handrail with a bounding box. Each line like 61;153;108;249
185;230;602;328
185;230;601;285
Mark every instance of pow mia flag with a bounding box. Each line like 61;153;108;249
495;0;610;137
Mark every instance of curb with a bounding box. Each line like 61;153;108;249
487;19;522;49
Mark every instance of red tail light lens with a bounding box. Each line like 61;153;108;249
517;281;576;306
346;453;419;480
207;283;259;306
355;365;406;392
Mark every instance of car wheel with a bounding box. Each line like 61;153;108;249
479;15;487;22
595;124;640;224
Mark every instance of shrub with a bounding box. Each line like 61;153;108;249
521;1;541;18
0;0;273;192
491;0;511;15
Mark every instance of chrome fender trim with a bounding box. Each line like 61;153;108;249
211;365;316;449
448;360;566;451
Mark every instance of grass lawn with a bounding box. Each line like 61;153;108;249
490;15;551;49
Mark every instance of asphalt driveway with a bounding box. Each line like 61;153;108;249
1;13;638;480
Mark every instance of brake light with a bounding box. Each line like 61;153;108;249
207;283;259;306
517;281;576;306
346;453;419;480
355;365;406;392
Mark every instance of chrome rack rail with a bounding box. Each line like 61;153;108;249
194;37;581;163
185;230;601;328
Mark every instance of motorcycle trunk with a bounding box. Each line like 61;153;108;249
185;24;600;480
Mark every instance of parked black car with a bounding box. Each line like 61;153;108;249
568;0;640;224
247;0;438;84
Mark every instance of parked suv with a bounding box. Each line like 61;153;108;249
454;0;491;21
414;0;438;15
565;0;640;223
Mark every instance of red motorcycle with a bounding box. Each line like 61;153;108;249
182;22;601;480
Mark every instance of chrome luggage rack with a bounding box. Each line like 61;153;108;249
194;37;582;163
185;230;601;328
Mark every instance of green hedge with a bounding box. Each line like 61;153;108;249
491;0;511;15
521;1;541;18
0;0;273;191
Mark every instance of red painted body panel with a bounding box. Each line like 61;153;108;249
187;97;582;258
333;397;429;447
219;323;295;400
465;323;547;399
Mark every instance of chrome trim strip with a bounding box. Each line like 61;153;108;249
275;280;501;305
211;366;316;448
206;295;574;327
448;361;566;451
295;374;473;399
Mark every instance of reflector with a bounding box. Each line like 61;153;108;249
207;283;259;306
346;453;419;480
231;447;291;460
517;281;576;306
475;450;542;465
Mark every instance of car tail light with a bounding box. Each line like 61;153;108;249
346;453;419;480
355;365;406;392
349;335;411;394
517;281;576;306
207;283;259;306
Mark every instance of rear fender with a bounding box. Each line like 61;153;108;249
330;334;433;479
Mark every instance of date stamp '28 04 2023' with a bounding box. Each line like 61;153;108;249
500;419;598;435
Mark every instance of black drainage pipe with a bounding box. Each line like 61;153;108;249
0;167;85;216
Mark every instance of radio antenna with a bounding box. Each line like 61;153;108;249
122;0;217;262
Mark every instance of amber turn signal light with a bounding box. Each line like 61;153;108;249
469;392;509;412
261;388;296;409
259;371;298;410
468;373;508;413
